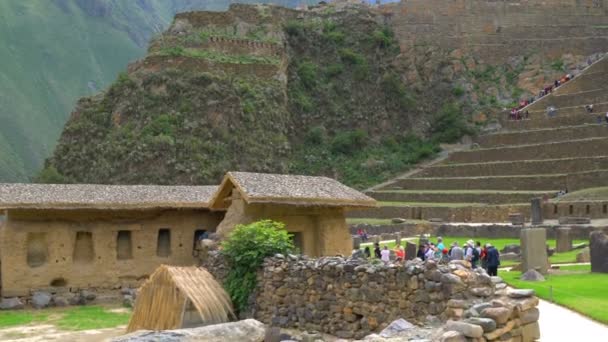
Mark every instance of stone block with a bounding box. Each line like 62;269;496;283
445;320;483;338
353;236;362;249
555;227;572;253
558;216;591;224
509;213;525;226
520;322;540;341
576;247;590;263
395;232;402;246
406;242;417;260
590;231;608;273
520;228;549;275
530;198;543;225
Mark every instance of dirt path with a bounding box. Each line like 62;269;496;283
0;324;126;342
538;299;608;341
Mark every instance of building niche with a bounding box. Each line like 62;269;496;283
27;232;48;268
157;229;171;257
50;277;67;287
73;231;94;264
117;231;133;260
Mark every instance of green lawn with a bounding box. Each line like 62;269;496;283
552;186;608;202
361;235;586;265
0;306;130;331
346;218;428;225
501;266;608;324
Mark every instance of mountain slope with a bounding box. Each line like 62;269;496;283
0;0;315;182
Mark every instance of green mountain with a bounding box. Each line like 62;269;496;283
0;0;316;182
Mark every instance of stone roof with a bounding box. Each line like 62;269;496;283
209;171;377;209
0;183;218;210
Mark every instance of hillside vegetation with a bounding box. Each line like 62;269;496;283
42;4;470;188
0;0;316;182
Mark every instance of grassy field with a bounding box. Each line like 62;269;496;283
361;235;586;265
552;186;608;202
501;264;608;324
0;306;130;331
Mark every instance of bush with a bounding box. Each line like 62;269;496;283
430;103;473;143
339;48;365;65
297;61;318;89
35;166;67;184
306;126;327;145
372;27;393;48
221;220;294;313
452;86;465;97
331;130;368;155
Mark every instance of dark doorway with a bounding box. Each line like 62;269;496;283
157;229;171;257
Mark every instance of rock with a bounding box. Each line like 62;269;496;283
447;299;467;308
112;319;266;342
521;322;541;341
547;246;556;257
577;247;590;263
501;244;521;254
591;231;608;273
81;290;96;301
440;273;463;285
500;252;519;261
301;332;323;342
508;289;535;298
68;294;86;306
520;308;540;325
520;269;545;282
464;317;497;333
123;295;135;308
469;287;493;297
440;331;466;342
481;307;512;325
0;297;24;310
444;320;483;338
490;276;503;284
52;295;69;307
31;291;52;309
379;318;415;337
572;243;588;250
472;303;492;313
392;218;406;224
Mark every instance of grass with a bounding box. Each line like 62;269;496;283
502;266;608;324
379;201;528;208
374;190;552;194
156;47;281;65
552;186;608;202
0;306;130;331
360;235;586;265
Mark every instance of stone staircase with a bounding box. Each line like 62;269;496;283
351;54;608;223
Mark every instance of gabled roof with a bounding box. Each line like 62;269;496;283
208;171;377;210
0;183;218;210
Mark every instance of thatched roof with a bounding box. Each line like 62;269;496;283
0;183;218;210
209;171;377;210
127;265;234;333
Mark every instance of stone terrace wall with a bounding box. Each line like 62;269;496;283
384;0;608;64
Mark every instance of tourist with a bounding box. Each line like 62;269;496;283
605;111;608;124
586;104;594;113
480;244;488;270
449;242;464;260
417;244;426;260
554;80;560;88
425;243;436;260
485;243;501;276
436;237;445;253
381;245;390;264
364;246;371;259
524;110;529;119
374;243;381;259
396;246;405;263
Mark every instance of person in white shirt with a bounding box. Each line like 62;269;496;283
381;246;390;264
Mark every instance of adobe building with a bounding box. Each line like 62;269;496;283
0;171;375;296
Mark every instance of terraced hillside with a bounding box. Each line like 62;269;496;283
352;54;608;223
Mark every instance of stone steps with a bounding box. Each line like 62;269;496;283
367;190;553;204
348;202;530;222
395;169;608;192
556;71;608;94
416;156;608;178
446;137;608;164
477;124;608;148
501;112;600;130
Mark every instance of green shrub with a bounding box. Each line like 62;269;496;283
325;63;344;77
331;130;368;155
159;46;185;57
285;20;306;36
372;27;393;48
306;126;327;145
430;103;473;143
35;166;67;184
339;48;365;65
452;86;465;97
381;73;415;108
221;220;294;313
550;59;565;71
141;114;177;137
297;61;318;89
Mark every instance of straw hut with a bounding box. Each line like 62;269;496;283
209;172;377;256
127;265;234;332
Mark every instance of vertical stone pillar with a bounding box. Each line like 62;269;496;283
590;231;608;273
406;242;417;260
353;236;362;250
373;235;380;244
531;198;543;225
521;228;549;274
555;227;572;253
395;232;402;246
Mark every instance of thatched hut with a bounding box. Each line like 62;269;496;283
127;265;234;332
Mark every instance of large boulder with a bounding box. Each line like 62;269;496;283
501;244;521;254
31;291;52;309
590;231;608;273
112;319;266;342
520;269;545;282
379;318;415;338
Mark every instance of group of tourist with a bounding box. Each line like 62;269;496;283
508;73;573;121
364;236;501;276
585;104;608;124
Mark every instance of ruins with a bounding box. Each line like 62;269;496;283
0;171;375;297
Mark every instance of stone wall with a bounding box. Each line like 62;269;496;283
383;0;608;64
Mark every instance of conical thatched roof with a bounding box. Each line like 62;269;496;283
127;265;234;333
